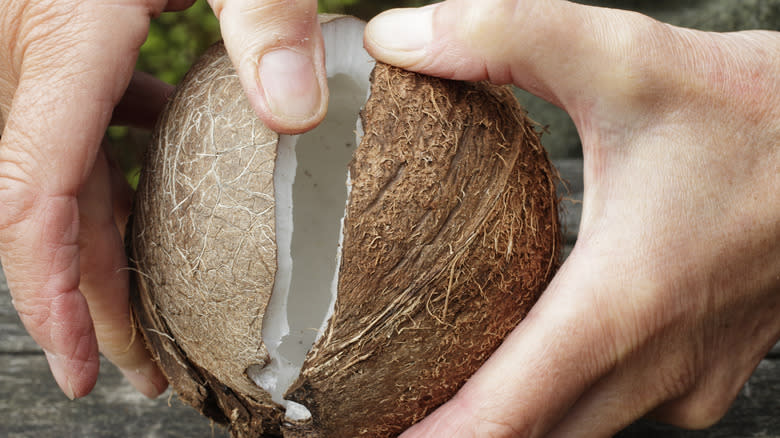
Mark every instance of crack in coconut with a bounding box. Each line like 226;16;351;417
246;18;374;421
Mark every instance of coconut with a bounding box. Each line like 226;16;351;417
129;15;560;438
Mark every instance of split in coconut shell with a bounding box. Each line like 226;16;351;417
130;15;560;438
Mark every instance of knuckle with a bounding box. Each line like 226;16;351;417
0;160;39;242
591;13;676;106
457;0;515;49
665;398;731;430
13;294;53;335
14;280;87;350
656;382;737;430
0;132;47;216
424;0;520;83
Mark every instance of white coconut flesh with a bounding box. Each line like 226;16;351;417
246;17;374;422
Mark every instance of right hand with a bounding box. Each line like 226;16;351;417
0;0;326;400
365;1;780;436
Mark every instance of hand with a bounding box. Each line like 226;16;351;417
365;1;780;436
0;0;326;400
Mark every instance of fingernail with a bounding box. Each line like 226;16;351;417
366;6;435;54
67;381;80;400
122;365;168;399
258;49;322;122
45;350;76;400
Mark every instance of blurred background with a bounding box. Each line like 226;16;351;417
111;0;780;186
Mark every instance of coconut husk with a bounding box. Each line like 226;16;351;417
130;41;560;438
283;63;560;437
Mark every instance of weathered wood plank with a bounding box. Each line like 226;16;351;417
1;352;776;437
0;354;229;438
620;360;780;438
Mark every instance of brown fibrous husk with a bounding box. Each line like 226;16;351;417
130;41;560;438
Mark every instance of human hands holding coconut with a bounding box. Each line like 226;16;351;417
124;2;777;436
0;0;327;401
1;0;778;437
362;0;780;436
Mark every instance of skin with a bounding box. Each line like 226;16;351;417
0;0;777;435
0;0;325;399
362;0;780;436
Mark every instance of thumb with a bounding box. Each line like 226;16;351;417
364;0;653;112
398;248;629;438
208;0;327;134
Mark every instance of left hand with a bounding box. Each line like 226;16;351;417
0;0;188;399
0;0;327;400
364;1;780;436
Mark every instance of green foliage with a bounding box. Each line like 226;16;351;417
319;0;361;12
136;0;221;85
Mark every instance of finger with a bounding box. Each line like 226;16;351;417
0;1;156;398
106;148;135;239
77;147;167;398
547;291;767;436
545;339;691;437
364;0;664;112
0;146;100;399
649;389;738;431
111;71;175;129
401;248;626;438
207;0;327;134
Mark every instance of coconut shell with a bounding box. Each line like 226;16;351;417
130;42;560;437
130;43;285;436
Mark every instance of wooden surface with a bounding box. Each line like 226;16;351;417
1;158;778;437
